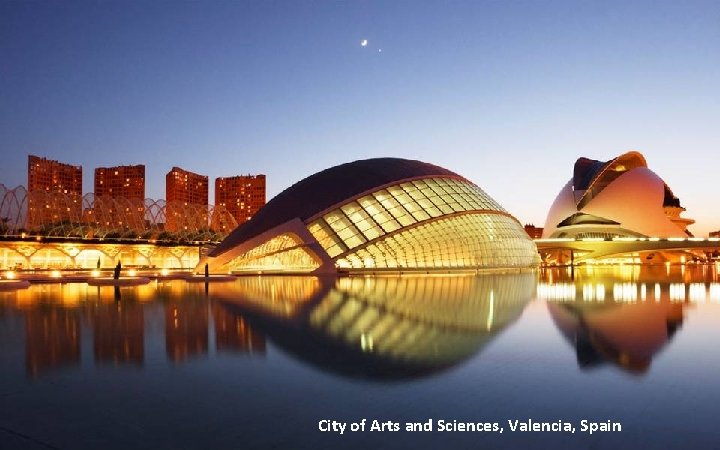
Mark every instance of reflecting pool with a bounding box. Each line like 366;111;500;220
1;266;719;449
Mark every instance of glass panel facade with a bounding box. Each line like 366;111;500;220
226;233;320;272
307;176;519;269
307;221;346;257
335;213;539;270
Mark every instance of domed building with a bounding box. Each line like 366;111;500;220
200;158;539;274
543;151;694;239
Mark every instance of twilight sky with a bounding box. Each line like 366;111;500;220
1;1;718;234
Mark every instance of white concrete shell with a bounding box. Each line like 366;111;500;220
543;152;694;239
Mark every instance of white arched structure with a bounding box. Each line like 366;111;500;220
543;151;694;239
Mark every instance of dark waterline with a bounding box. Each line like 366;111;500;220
1;266;719;449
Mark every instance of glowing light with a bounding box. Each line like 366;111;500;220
360;333;373;351
710;283;720;303
360;39;368;47
51;270;61;278
91;270;100;277
127;269;137;277
5;271;16;280
596;284;605;301
689;283;707;302
582;283;602;301
613;282;638;302
669;283;686;301
486;290;494;330
536;283;576;301
161;268;170;276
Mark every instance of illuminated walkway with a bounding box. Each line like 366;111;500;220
0;238;201;270
536;237;720;264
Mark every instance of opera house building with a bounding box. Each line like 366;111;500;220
543;151;694;240
536;151;718;265
201;158;540;275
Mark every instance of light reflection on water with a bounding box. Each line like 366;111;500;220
0;273;536;379
0;267;719;448
1;281;270;377
212;273;535;379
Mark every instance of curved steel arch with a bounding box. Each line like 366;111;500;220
0;185;233;242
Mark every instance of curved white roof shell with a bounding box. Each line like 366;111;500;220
543;151;694;239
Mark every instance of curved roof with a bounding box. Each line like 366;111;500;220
210;158;466;257
576;151;647;209
543;151;693;238
573;158;608;191
573;151;647;192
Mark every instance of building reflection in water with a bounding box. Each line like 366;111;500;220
537;265;698;374
93;302;144;366
7;264;713;379
209;273;536;380
26;308;81;376
548;301;683;374
0;281;271;377
213;302;266;354
165;299;209;362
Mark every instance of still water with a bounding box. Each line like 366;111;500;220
1;266;719;449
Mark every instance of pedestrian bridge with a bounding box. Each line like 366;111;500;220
535;237;720;264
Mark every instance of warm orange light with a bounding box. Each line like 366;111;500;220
127;269;137;277
91;270;100;278
51;270;61;278
5;271;16;280
161;268;170;276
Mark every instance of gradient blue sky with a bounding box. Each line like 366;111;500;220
1;1;718;234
